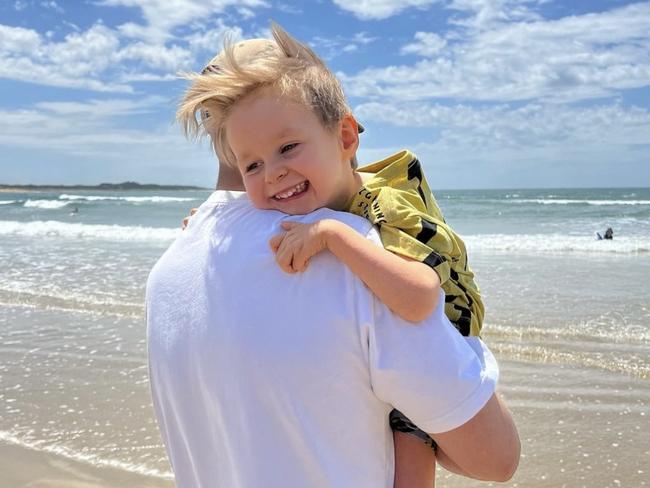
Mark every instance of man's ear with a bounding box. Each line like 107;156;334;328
339;114;360;160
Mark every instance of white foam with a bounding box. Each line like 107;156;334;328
0;430;173;480
59;194;198;203
0;220;179;242
465;233;650;254
511;199;650;206
23;199;70;209
0;200;17;205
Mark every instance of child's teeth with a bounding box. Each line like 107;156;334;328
276;182;306;199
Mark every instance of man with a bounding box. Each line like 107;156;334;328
147;161;519;488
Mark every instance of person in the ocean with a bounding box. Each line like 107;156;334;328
597;227;613;240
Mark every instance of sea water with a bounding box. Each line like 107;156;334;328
1;187;648;487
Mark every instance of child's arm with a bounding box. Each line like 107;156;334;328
270;219;440;323
182;208;198;229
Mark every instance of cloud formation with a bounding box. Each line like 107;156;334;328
0;1;257;92
100;0;267;42
342;2;650;103
332;0;441;20
1;0;649;187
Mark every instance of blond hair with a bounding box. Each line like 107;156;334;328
177;23;353;167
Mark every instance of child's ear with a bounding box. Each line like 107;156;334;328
339;114;360;159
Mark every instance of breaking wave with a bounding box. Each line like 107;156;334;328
0;220;178;242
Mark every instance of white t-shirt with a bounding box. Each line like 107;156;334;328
146;191;498;488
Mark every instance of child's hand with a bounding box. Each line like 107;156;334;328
269;220;331;273
181;208;198;230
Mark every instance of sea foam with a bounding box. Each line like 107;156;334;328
0;430;173;480
23;200;70;209
465;233;649;254
510;198;650;206
0;220;178;242
58;194;198;203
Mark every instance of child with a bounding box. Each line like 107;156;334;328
179;24;486;487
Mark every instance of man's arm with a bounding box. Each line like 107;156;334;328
365;268;519;482
433;393;520;481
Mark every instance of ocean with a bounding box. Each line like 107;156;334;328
1;187;648;487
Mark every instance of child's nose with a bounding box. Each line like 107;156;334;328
266;163;288;183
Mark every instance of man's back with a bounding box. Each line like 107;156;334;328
147;191;496;487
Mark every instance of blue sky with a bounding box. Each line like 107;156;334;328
1;0;649;189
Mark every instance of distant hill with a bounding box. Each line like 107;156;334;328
0;181;210;191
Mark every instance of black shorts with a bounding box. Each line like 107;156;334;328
389;409;437;452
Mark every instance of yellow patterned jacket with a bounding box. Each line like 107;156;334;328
346;150;484;336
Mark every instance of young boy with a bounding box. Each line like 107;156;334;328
179;24;491;487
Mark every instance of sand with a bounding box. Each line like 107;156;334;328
0;443;172;488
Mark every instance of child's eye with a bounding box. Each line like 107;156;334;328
281;143;298;154
245;161;261;173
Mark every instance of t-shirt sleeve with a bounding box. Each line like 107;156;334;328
372;186;455;285
366;289;498;434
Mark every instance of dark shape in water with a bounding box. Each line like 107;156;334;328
596;227;614;240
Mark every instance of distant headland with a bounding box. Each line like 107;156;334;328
0;181;210;192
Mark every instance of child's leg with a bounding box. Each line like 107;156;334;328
391;410;436;488
394;430;436;488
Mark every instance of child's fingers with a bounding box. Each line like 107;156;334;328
269;234;285;253
292;253;309;272
182;217;190;230
190;208;198;216
275;246;296;274
281;221;300;231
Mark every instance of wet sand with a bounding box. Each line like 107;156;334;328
3;358;647;488
0;443;172;488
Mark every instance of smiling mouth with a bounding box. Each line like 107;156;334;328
272;181;309;201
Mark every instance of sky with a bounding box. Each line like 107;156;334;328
1;0;649;189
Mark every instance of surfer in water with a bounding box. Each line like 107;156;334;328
596;227;613;240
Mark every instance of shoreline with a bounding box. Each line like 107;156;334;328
0;185;209;193
0;442;173;488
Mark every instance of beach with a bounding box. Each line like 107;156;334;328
1;187;649;487
0;442;172;488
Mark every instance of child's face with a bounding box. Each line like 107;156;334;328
225;87;359;214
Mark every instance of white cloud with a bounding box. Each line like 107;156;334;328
0;20;235;91
41;0;64;13
331;0;441;20
185;19;242;54
0;24;133;92
355;100;650;188
118;41;193;71
117;71;178;82
276;2;302;14
0;24;41;53
446;0;545;29
401;32;447;56
355;101;650;149
0;99;184;157
353;32;378;45
355;99;650;187
0;99;218;185
35;96;167;117
236;7;256;19
342;2;650;103
311;32;379;60
100;0;268;42
0;1;258;93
